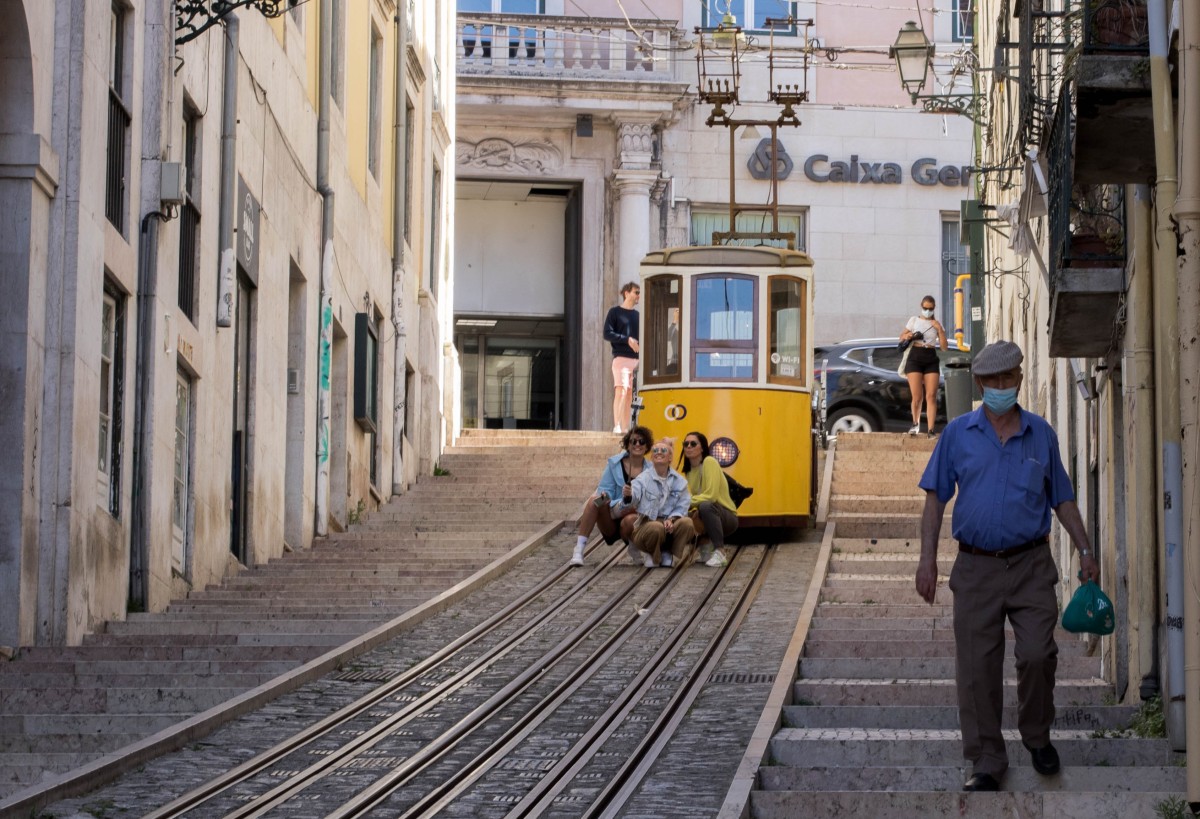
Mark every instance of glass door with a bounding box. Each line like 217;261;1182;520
482;337;559;429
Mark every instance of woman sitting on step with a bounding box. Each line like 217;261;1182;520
678;431;738;568
570;424;654;566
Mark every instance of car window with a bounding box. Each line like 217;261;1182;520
844;348;869;366
872;346;903;372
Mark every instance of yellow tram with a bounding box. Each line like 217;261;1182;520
636;245;816;526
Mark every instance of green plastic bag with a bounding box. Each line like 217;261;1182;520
1062;580;1115;635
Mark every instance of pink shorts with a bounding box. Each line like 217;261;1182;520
612;356;638;389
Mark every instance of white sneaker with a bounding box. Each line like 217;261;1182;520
642;552;658;568
705;550;729;568
569;546;585;567
907;424;920;436
626;541;641;563
661;553;674;568
613;425;622;434
695;545;714;564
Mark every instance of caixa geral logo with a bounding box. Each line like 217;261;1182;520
664;404;687;421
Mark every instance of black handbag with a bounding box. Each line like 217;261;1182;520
724;472;754;508
897;334;915;351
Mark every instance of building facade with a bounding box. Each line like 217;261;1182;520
0;0;455;648
453;0;975;432
974;0;1200;779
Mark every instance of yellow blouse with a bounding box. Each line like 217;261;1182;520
686;456;736;512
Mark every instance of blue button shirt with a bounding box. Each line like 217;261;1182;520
919;405;1075;551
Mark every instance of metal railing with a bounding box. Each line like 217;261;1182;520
178;200;200;321
106;88;131;233
457;13;679;78
1082;0;1148;53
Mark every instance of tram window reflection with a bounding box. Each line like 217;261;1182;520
644;275;681;384
693;274;757;382
768;276;806;385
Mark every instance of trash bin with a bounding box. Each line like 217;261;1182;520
942;356;973;421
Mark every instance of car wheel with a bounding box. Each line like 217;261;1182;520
828;407;877;436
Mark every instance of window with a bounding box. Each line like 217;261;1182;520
368;24;383;178
354;312;379;433
172;371;193;573
690;210;806;250
692;274;757;381
403;97;414;244
767;276;806;385
952;0;975;43
942;216;971;347
643;275;682;385
331;0;345;107
106;3;130;233
179;109;200;321
701;0;796;33
99;285;126;516
429;166;442;298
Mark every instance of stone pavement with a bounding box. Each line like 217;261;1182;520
0;429;617;811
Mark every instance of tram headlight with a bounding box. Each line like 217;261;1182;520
709;437;739;467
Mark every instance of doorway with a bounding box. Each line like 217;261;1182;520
230;274;255;564
458;330;561;429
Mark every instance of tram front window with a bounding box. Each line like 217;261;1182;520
644;275;681;383
768;275;807;385
694;274;756;381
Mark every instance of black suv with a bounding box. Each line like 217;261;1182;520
814;338;968;435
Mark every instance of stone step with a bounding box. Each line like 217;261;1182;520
797;654;1101;680
80;631;350;648
828;556;943;574
815;602;954;619
767;731;1175;768
0;714;186;735
793;678;1110;707
829;432;936;452
820;585;953;605
827;497;928;516
802;638;1096;659
134;608;402;621
832;537;953;553
782;704;1138;732
0;687;249;714
10;644;317;663
756;764;1184;793
0;733;145;754
0;671;278;693
102;619;377;636
827;515;923;538
0;658;294;677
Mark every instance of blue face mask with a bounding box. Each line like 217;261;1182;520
921;308;935;319
982;386;1018;414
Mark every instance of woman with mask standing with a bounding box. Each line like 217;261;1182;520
900;295;948;436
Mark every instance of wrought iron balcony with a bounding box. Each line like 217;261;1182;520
1073;0;1153;184
456;14;682;83
1045;84;1126;358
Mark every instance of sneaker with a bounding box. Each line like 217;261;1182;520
569;547;585;567
642;552;658;568
626;541;641;563
695;545;714;564
705;550;729;568
908;424;920;436
927;430;938;439
661;553;674;568
613;425;622;434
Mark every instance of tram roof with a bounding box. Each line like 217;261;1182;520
641;246;814;269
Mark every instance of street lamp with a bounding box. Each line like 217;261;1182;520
889;21;978;120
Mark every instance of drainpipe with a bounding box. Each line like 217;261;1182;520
315;0;335;537
390;7;409;496
1127;187;1160;705
1145;0;1185;750
216;17;238;329
1173;0;1200;806
953;272;971;350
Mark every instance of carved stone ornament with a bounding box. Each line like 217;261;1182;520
456;138;562;173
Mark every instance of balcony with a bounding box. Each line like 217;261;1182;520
1073;0;1154;184
455;14;688;119
1046;90;1125;358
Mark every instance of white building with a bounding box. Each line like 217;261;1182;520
0;0;455;647
453;0;975;432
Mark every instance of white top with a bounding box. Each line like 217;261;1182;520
905;316;940;346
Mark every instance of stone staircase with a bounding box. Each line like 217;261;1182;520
750;432;1185;817
0;429;616;801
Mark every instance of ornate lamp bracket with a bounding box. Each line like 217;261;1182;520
175;0;290;45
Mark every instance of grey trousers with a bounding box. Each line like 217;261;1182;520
693;501;738;549
948;545;1059;779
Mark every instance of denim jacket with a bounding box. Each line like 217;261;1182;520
596;451;650;503
616;467;690;521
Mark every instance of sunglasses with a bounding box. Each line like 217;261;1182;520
628;437;647;446
683;441;700;449
651;446;670;455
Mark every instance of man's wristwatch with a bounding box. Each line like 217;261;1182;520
1079;548;1092;558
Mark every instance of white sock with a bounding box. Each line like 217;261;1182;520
576;535;587;550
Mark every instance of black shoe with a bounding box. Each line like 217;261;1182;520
1023;741;1061;775
962;773;1000;792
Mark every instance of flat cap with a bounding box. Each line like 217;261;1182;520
972;340;1024;376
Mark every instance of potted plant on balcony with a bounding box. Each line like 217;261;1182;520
1089;0;1148;48
1068;183;1125;267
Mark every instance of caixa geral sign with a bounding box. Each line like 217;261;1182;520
803;154;971;187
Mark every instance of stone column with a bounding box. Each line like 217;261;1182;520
612;120;660;282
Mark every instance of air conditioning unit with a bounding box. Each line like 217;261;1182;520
161;162;185;206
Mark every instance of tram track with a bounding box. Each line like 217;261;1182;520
146;541;772;818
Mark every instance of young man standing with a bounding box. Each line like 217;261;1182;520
604;282;641;434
